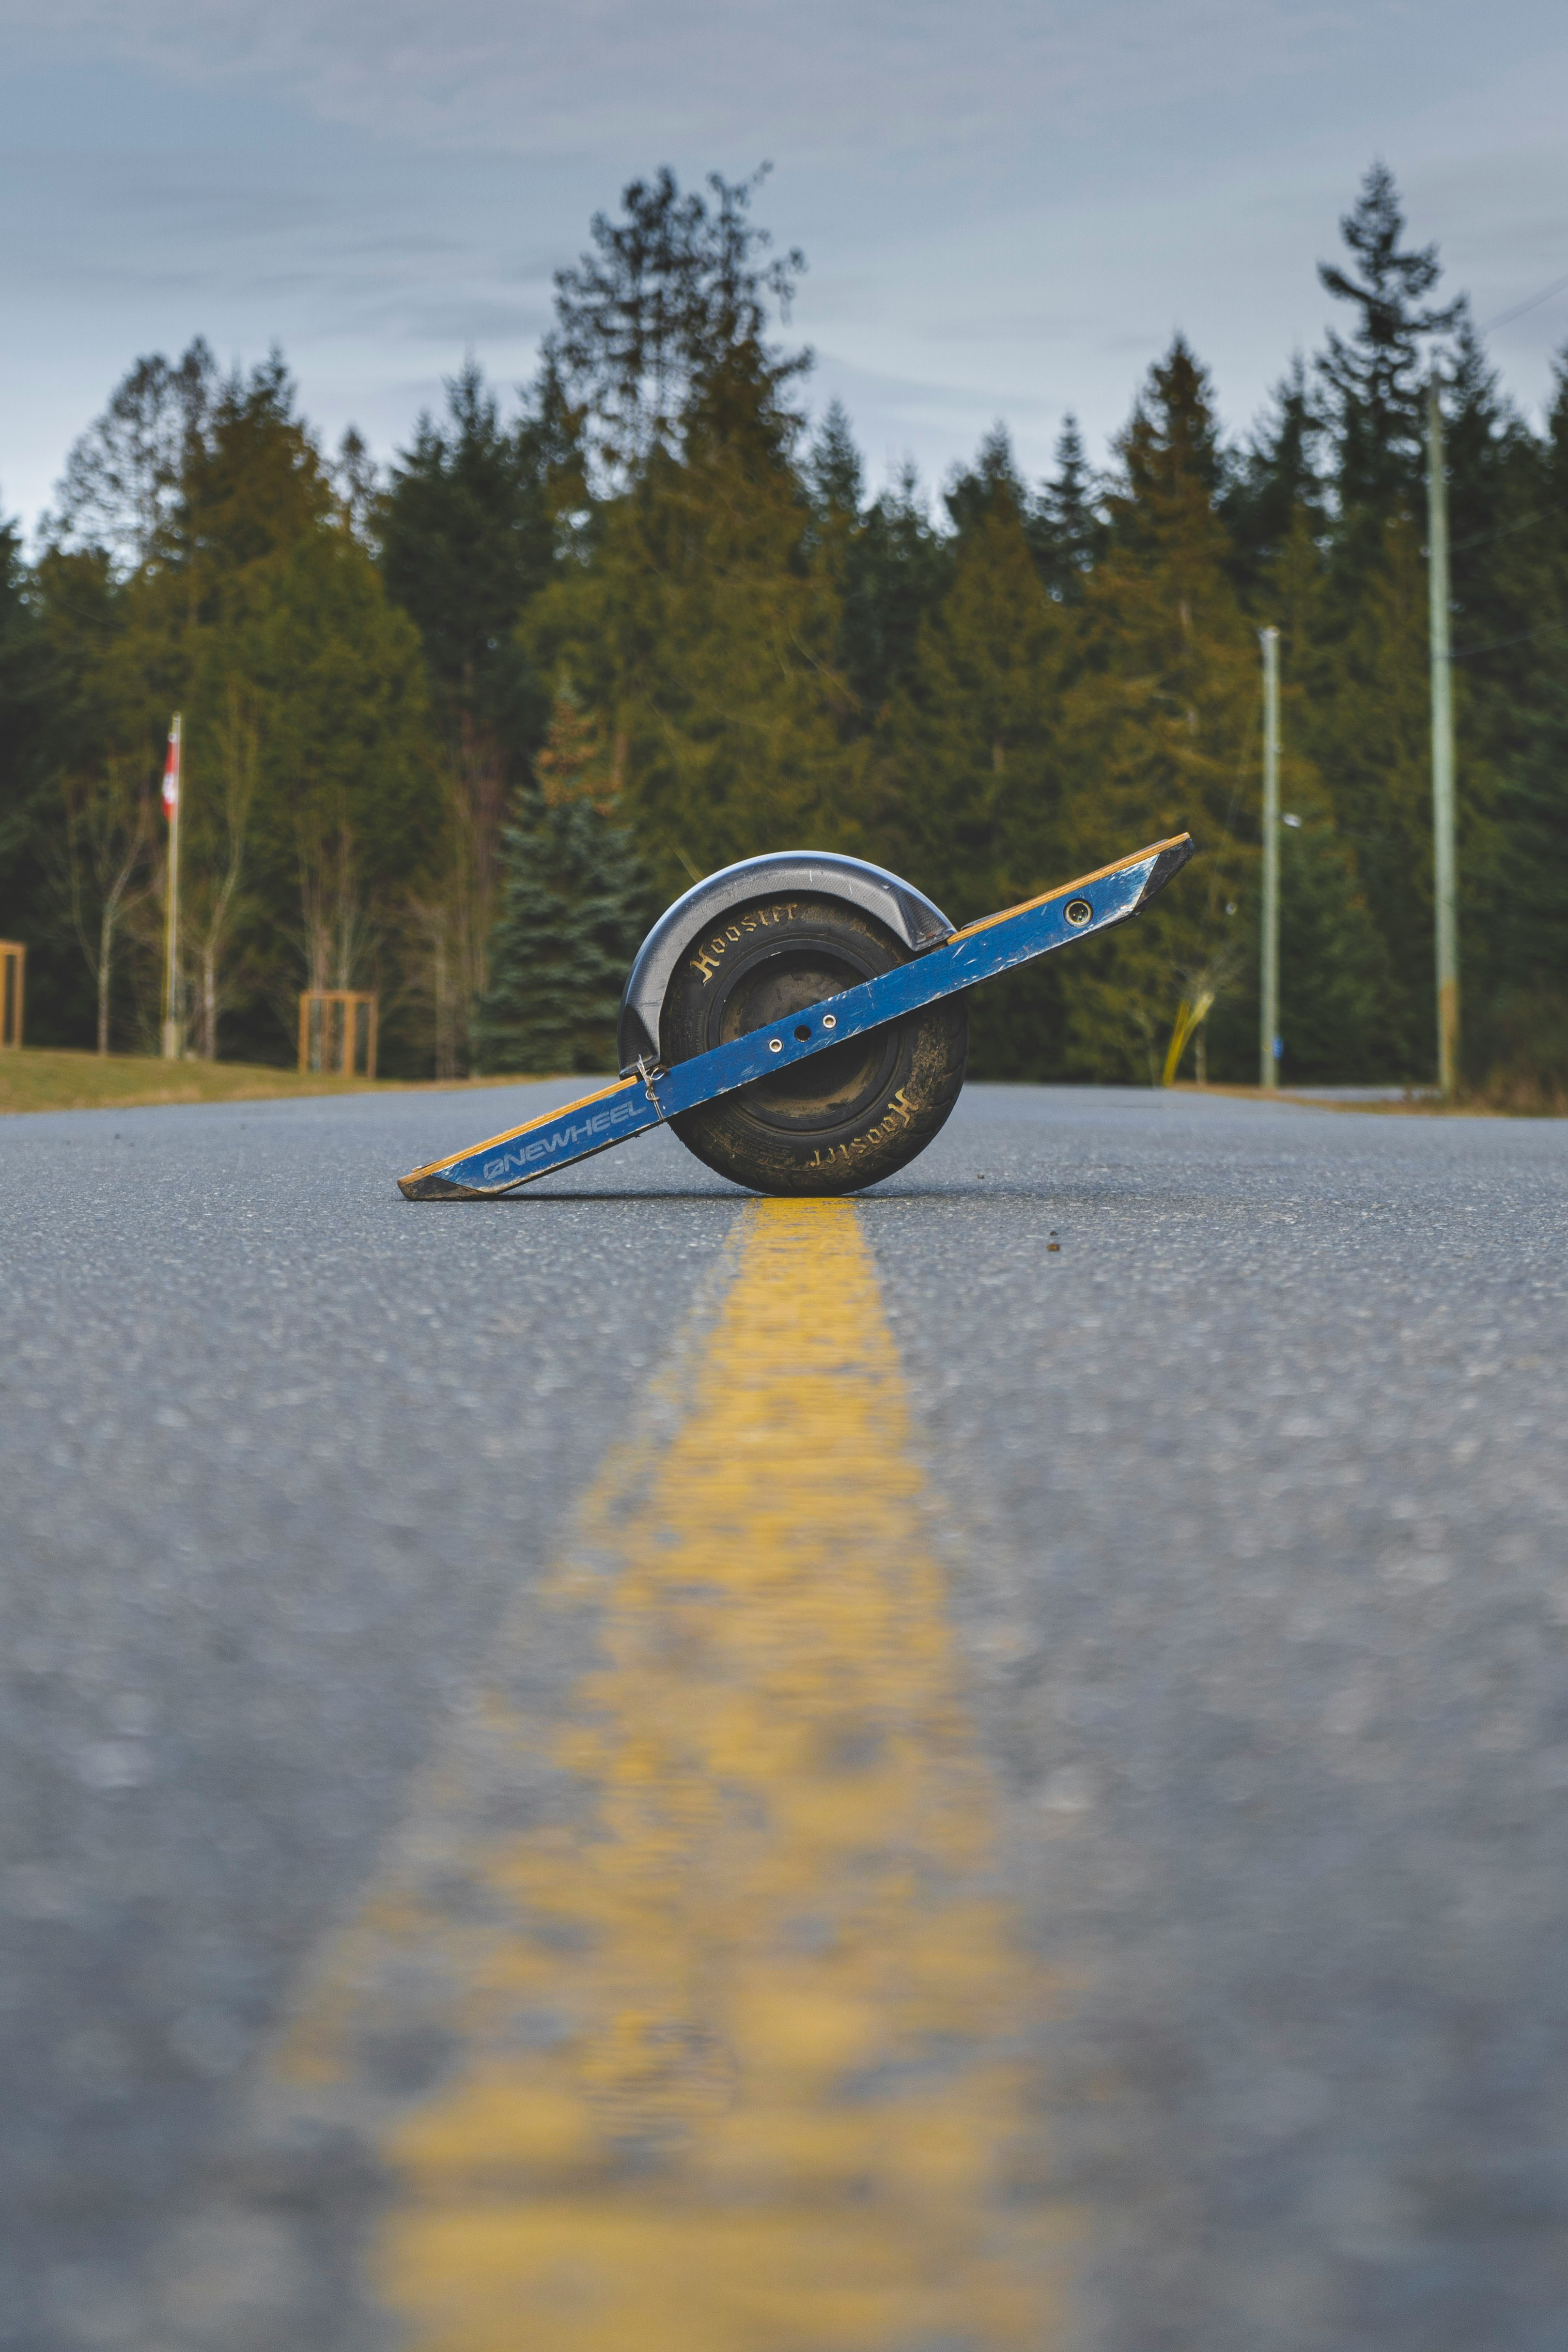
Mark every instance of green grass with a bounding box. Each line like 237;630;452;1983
0;1048;556;1115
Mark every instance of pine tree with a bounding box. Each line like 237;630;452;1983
805;399;863;523
549;165;808;491
13;163;1568;1093
878;443;1068;1077
380;359;562;787
1479;346;1568;1090
1317;161;1461;530
528;312;864;893
380;361;574;1067
1053;338;1259;1080
471;691;650;1075
0;505;70;1037
884;448;1063;920
803;406;952;738
1220;356;1325;591
1029;416;1103;602
832;461;950;728
943;425;1027;538
1296;168;1476;1081
1206;818;1396;1083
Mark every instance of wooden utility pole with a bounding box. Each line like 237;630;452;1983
1426;381;1460;1098
160;714;183;1060
1259;627;1281;1090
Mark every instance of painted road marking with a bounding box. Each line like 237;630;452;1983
158;1200;1072;2347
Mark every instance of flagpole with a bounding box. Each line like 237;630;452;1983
161;713;182;1060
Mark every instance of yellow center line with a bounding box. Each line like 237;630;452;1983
250;1199;1074;2347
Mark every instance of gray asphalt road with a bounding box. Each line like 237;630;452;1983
2;1082;1565;2351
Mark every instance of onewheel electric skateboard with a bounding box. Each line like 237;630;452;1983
398;834;1195;1200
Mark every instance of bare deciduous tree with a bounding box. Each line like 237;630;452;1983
62;761;152;1054
46;340;217;573
405;737;506;1079
187;683;258;1059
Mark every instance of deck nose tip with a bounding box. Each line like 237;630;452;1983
399;1171;482;1201
1137;836;1197;907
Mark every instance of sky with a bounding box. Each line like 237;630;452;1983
3;0;1567;538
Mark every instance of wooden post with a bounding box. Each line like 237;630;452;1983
297;990;378;1077
0;942;24;1048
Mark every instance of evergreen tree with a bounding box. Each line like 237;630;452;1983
1293;514;1441;1075
1029;416;1104;601
193;353;330;571
834;462;950;728
1056;338;1259;1079
0;505;68;1037
885;442;1060;913
880;455;1068;1075
529;211;865;895
1317;161;1461;529
805;399;863;523
1294;168;1480;1082
330;427;382;550
532;419;860;893
380;359;562;784
550;165;808;490
379;361;573;1065
943;425;1027;537
1490;656;1568;1089
18;544;126;1044
471;690;650;1074
1479;345;1568;1088
9;162;1568;1094
1206;819;1396;1083
1220;356;1325;590
802;414;951;730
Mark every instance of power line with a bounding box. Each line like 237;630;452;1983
1446;496;1568;557
1450;617;1568;661
1479;272;1568;337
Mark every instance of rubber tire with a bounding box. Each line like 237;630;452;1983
659;889;968;1195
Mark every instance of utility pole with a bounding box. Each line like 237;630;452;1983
1426;380;1460;1098
161;713;182;1060
1259;626;1280;1090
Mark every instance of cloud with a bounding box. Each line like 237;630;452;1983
3;0;1567;532
5;0;1344;161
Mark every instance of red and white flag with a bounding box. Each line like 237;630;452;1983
161;715;181;819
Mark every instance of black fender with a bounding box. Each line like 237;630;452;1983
616;852;955;1073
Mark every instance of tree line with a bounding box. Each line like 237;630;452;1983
1;160;1564;1093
